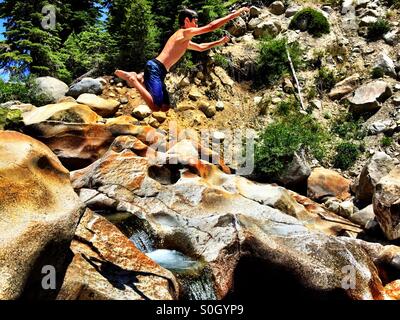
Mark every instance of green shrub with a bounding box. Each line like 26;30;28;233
289;8;330;37
0;107;23;131
255;37;303;86
275;98;300;116
371;67;385;79
254;113;327;178
381;136;393;147
213;54;230;70
0;78;51;107
331;113;366;140
315;67;337;93
333;142;361;169
367;19;391;41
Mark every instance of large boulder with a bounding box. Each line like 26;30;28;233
307;167;351;202
35;77;69;105
253;21;281;38
355;152;397;204
0;131;84;299
69;145;399;300
348;81;392;114
22;102;102;126
227;17;247;37
373;167;400;240
328;73;360;100
275;149;311;187
373;53;397;79
269;1;285;15
57;209;179;300
67;78;105;98
76;93;120;117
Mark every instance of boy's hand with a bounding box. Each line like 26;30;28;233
221;35;230;44
233;7;250;18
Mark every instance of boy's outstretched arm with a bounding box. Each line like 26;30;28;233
188;35;230;52
183;7;249;39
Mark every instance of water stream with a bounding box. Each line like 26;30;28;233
103;211;217;300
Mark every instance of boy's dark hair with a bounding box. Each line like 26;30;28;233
178;8;198;27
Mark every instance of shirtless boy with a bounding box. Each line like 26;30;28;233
115;7;250;112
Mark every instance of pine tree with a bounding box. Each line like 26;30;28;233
106;0;160;71
0;0;102;80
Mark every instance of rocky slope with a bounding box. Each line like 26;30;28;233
1;0;400;300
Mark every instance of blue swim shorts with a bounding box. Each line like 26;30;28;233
144;59;170;108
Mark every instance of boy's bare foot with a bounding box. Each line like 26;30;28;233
114;70;138;88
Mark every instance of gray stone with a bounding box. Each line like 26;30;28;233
216;101;224;111
35;76;69;105
269;1;285;15
248;17;263;30
285;5;301;17
374;53;397;79
348;80;392;114
132;104;152;120
350;204;375;228
250;6;262;18
359;16;378;27
254;20;281;38
356;152;396;203
368;119;396;134
384;29;400;45
227;17;247;37
393;96;400;107
67;77;104;98
373;167;400;240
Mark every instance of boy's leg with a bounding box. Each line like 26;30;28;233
115;70;159;111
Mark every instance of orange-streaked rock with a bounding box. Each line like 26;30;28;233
307;167;352;201
0;131;84;299
57;209;179;300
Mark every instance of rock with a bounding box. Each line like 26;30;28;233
216;101;224;111
119;97;129;104
147;116;161;128
227;17;247;37
325;198;354;219
384;28;400;45
76;94;120;117
310;99;322;109
248;17;263;30
57;209;179;300
359;16;377;27
106;115;138;126
0;131;84;299
132;104;152;120
253;21;280;38
269;1;285;15
198;100;216;118
286;5;301;17
67;78;104;98
350;204;375;228
282;78;294;93
35;77;69;105
374;53;397;79
188;87;203;101
181;110;207;126
394;84;400;92
348;81;392;114
250;6;262;18
152;111;167;123
342;0;354;14
307;167;352;202
179;77;191;88
373;167;400;240
393;96;400;107
321;6;334;14
214;67;234;87
368;119;396;135
329;85;354;100
1;101;37;113
212;131;225;141
276;149;311;187
22;102;102;125
69;149;394;300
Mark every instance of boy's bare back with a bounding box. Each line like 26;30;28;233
156;30;191;71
